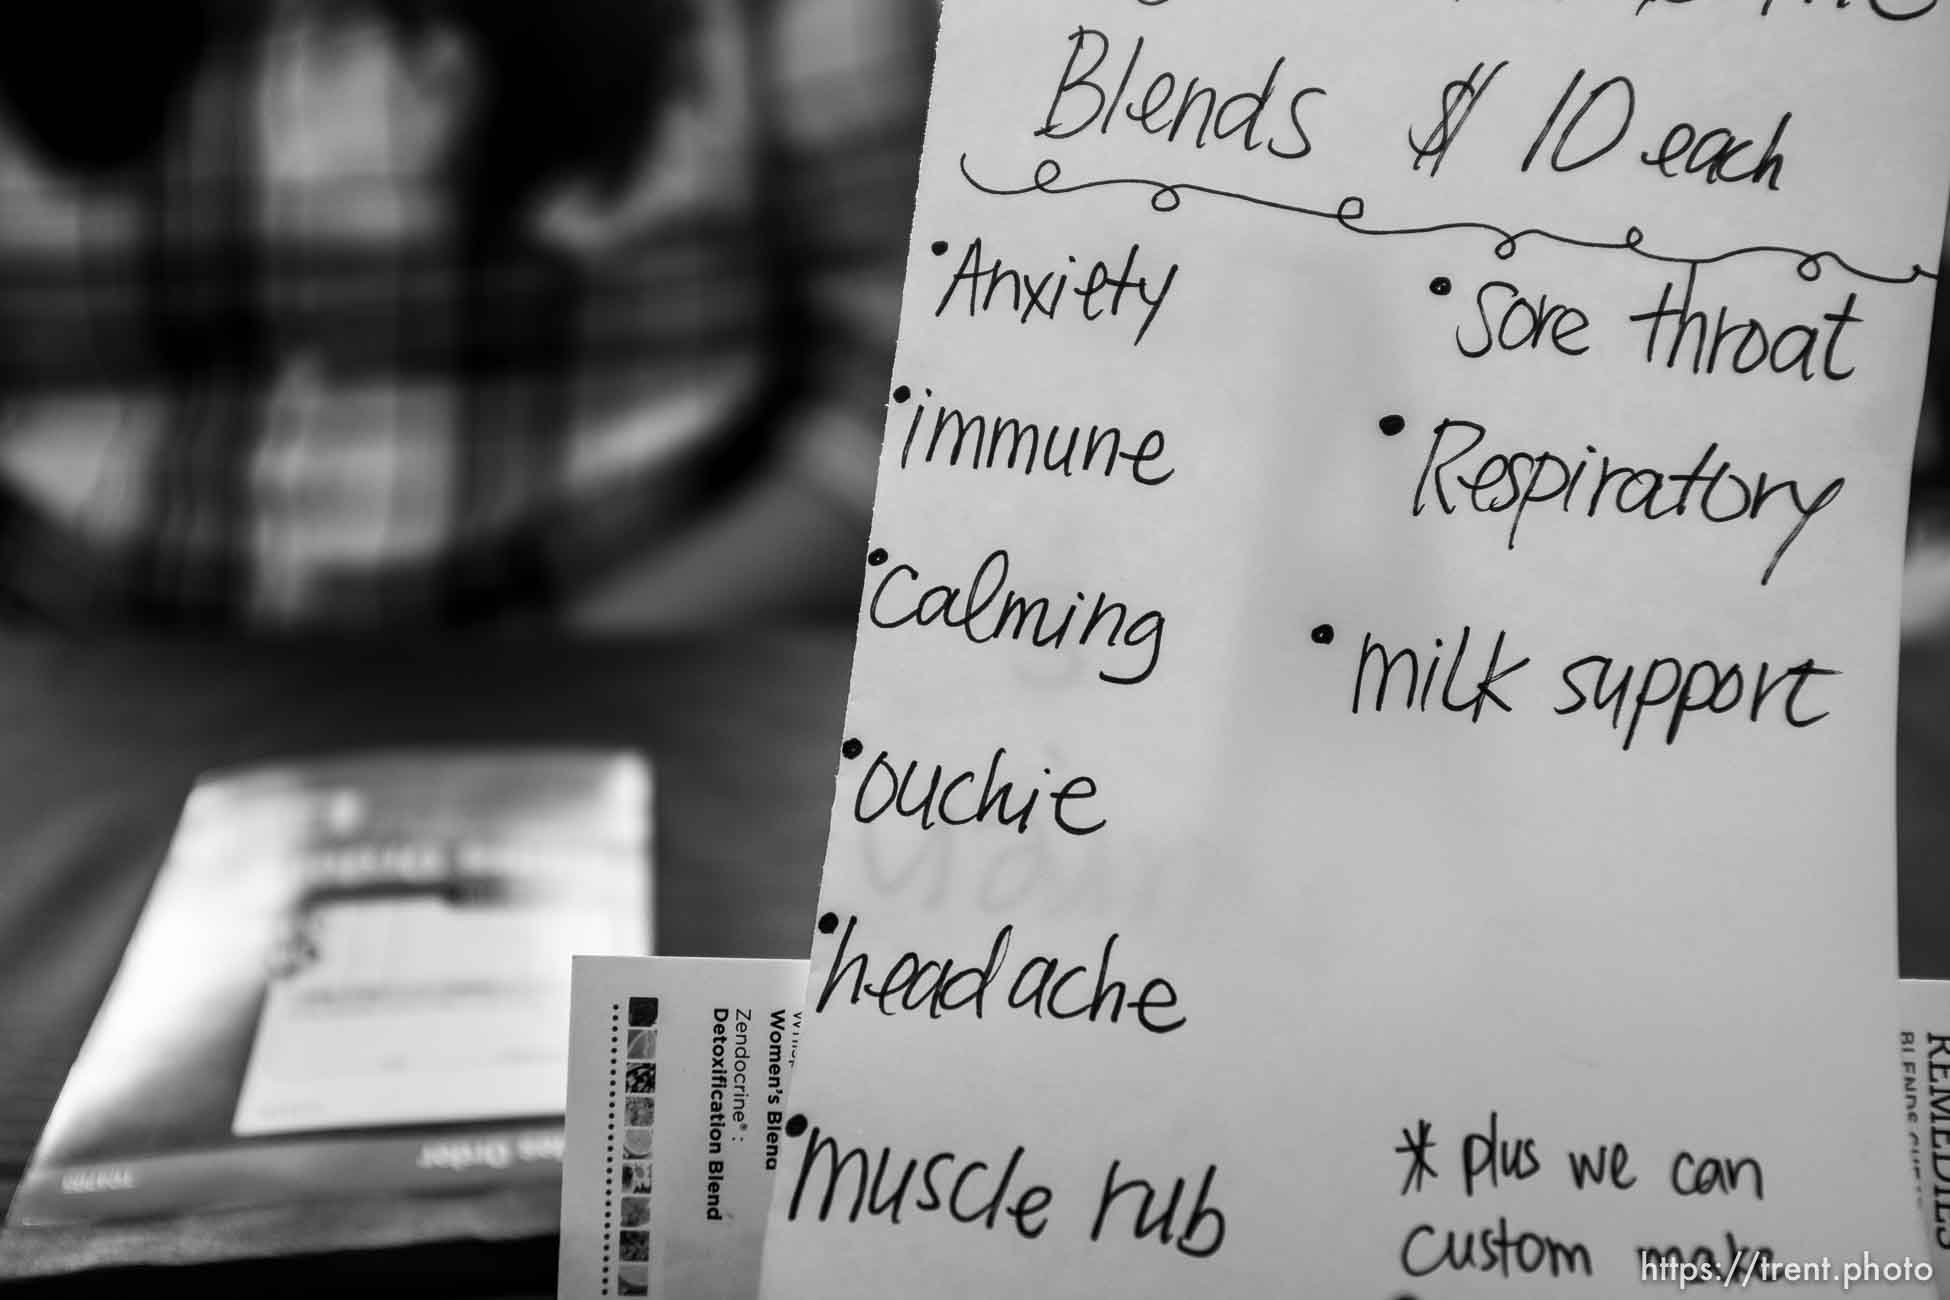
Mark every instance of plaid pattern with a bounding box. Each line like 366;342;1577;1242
0;0;929;626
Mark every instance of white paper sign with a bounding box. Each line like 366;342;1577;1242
559;957;804;1300
758;0;1950;1295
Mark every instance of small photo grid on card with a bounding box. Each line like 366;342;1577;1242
612;997;657;1295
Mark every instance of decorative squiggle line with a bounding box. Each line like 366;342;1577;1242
959;154;1939;287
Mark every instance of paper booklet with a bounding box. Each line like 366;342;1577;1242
2;750;649;1275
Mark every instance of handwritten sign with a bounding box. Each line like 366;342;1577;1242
759;2;1950;1293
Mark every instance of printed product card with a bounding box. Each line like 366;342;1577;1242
1902;980;1950;1299
559;957;805;1300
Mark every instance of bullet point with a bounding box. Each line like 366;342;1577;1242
818;912;839;934
931;240;949;256
868;547;889;567
1311;624;1335;646
1429;276;1452;296
892;384;912;403
1379;414;1405;437
842;738;864;760
786;1115;808;1138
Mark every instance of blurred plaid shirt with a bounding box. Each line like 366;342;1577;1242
0;0;928;626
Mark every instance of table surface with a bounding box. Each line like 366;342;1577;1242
0;627;855;1297
0;623;1947;1294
